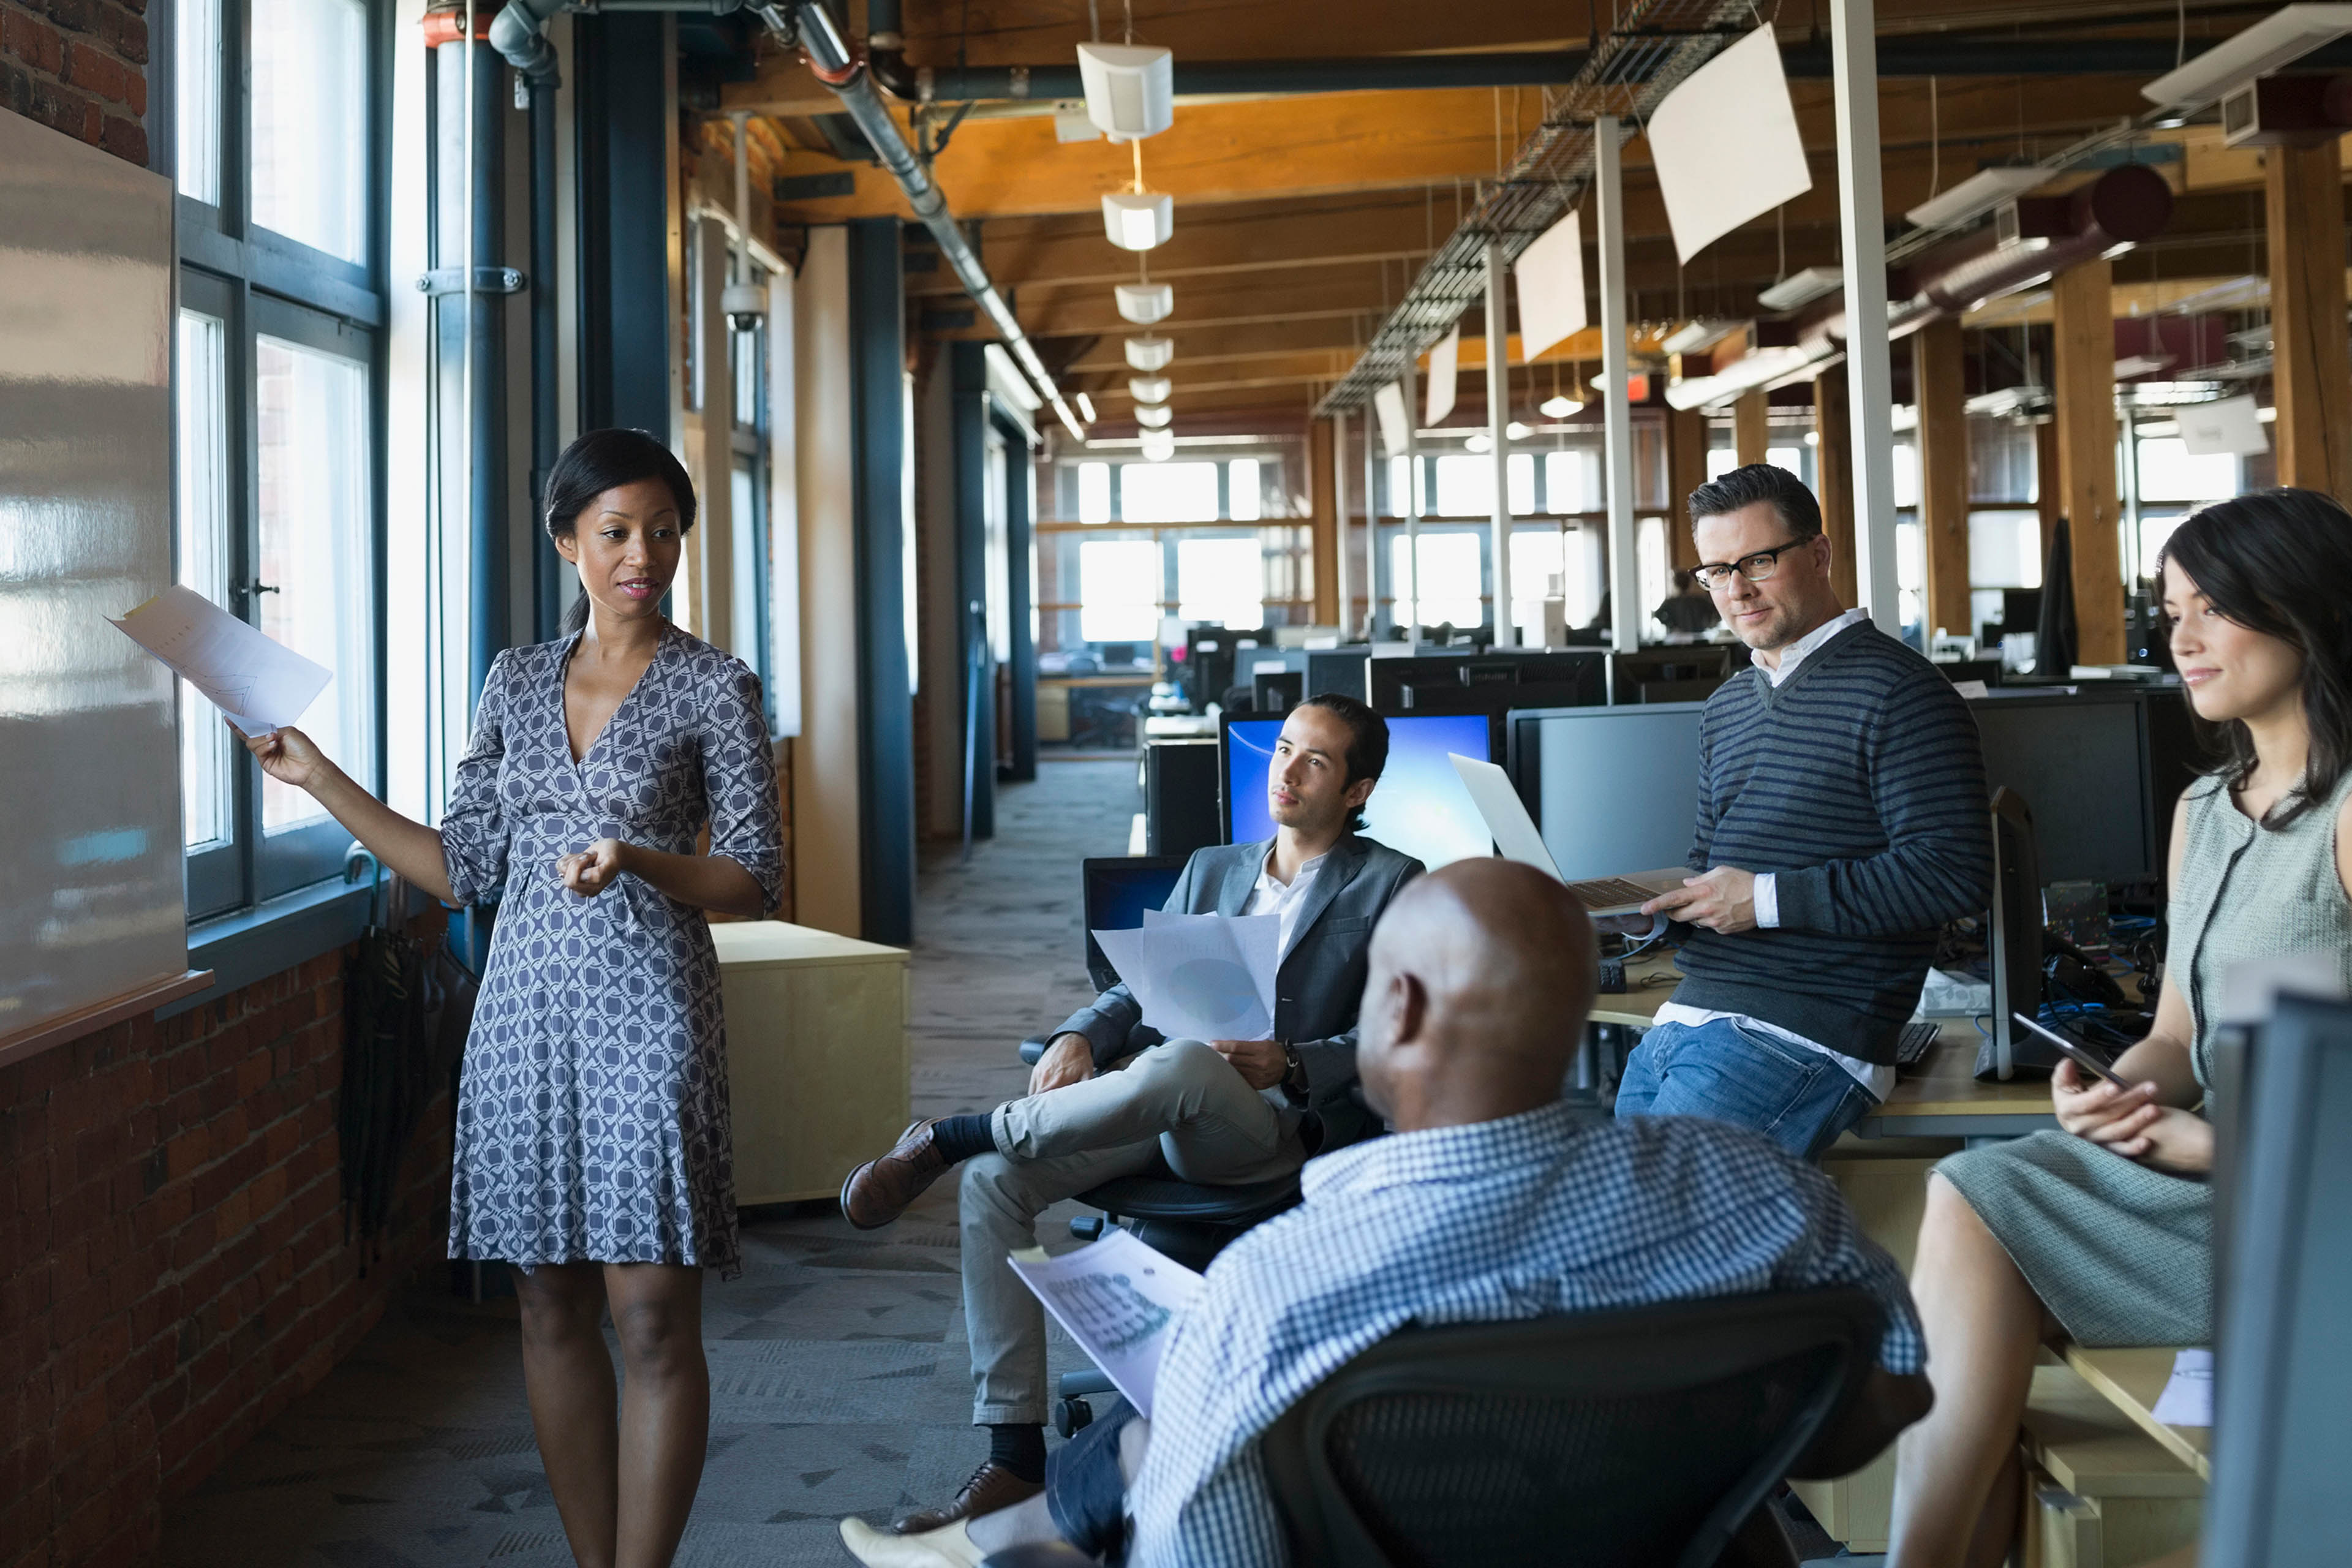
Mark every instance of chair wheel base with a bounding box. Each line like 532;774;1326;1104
1054;1396;1094;1439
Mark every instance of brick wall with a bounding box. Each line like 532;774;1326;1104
0;0;151;167
0;925;456;1568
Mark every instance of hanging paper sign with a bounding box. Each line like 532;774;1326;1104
1513;210;1587;363
1648;25;1814;265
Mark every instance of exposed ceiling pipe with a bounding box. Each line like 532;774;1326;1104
752;0;1087;441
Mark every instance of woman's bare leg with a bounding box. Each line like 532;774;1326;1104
1888;1175;2048;1568
604;1263;710;1568
514;1262;621;1568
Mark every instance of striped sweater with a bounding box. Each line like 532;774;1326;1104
1672;621;1994;1064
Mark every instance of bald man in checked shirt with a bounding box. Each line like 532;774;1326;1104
838;860;1931;1568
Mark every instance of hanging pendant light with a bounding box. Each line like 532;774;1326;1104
1102;192;1173;251
1136;402;1172;428
1129;375;1171;404
1115;282;1174;324
1125;336;1174;371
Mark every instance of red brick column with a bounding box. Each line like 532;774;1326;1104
1;0;151;166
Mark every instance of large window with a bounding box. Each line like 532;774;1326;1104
1079;540;1159;642
1389;532;1482;631
172;0;385;917
1177;538;1264;630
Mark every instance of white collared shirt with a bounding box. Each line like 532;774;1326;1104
1243;847;1327;957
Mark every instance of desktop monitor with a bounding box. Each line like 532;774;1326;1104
1982;786;2045;1081
1607;646;1736;706
1967;688;2157;886
1369;651;1608;715
1506;703;1706;882
1219;710;1495;870
1080;856;1188;993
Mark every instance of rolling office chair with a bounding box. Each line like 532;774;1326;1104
975;1289;1885;1568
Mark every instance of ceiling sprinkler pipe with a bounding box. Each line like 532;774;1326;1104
488;0;567;83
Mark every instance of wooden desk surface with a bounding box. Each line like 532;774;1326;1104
711;920;910;969
2062;1344;2212;1480
1591;956;2055;1126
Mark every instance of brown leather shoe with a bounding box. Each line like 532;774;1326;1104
840;1119;953;1230
889;1460;1042;1536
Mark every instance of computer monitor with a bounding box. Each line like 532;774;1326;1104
1242;648;1308;715
1606;646;1736;705
1368;650;1608;714
1185;627;1275;711
1219;710;1495;869
1080;856;1188;993
1506;703;1706;881
1967;688;2158;885
2207;991;2352;1564
1303;647;1371;703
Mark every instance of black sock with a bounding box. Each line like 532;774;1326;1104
989;1422;1046;1483
930;1113;997;1165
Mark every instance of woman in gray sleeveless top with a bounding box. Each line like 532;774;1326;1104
1887;489;2352;1567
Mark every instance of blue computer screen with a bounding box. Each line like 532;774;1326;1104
1224;712;1494;869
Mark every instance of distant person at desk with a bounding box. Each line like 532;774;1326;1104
1888;489;2352;1568
1614;463;1992;1159
838;861;1931;1568
236;429;784;1568
836;694;1423;1534
1653;568;1722;637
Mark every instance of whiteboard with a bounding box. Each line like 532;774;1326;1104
0;113;186;1048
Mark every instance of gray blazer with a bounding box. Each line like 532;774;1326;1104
1053;833;1425;1148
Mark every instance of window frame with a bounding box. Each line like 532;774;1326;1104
170;0;393;922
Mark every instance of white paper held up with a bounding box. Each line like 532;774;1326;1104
1424;323;1461;426
2150;1348;2213;1428
111;585;332;735
1008;1229;1204;1417
1513;210;1587;363
1647;26;1814;265
1091;912;1280;1042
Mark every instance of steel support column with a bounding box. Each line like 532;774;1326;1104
1597;115;1637;658
848;217;914;944
1485;240;1514;646
1830;0;1900;627
1332;411;1352;639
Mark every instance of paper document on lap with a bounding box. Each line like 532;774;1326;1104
2150;1348;2212;1428
1092;913;1280;1041
110;584;331;735
1008;1230;1204;1417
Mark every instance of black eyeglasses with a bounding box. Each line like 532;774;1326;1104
1691;538;1810;591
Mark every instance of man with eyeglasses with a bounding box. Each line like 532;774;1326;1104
1613;463;1992;1159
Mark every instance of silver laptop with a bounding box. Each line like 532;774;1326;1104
1448;754;1689;917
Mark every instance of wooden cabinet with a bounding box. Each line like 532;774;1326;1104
710;921;911;1205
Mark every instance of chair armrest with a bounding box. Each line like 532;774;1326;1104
1020;1035;1050;1066
981;1544;1101;1568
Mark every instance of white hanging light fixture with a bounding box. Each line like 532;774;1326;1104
1140;428;1177;461
1136;402;1172;428
1102;191;1172;251
1539;393;1583;418
1129;375;1171;404
1125;336;1174;371
1077;42;1175;140
1115;282;1174;323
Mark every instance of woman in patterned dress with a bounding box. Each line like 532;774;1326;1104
1886;489;2352;1567
239;428;783;1568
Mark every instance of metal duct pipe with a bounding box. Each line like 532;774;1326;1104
755;0;1086;440
488;0;565;82
528;66;562;638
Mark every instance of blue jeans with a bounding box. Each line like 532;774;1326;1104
1614;1017;1877;1161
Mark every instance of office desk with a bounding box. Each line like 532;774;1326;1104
2063;1345;2211;1481
1591;956;2057;1140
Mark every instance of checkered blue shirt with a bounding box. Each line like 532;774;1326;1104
1127;1101;1923;1568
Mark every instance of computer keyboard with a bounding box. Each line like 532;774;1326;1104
1896;1019;1942;1069
1566;876;1664;910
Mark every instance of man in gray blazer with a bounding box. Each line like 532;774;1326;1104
837;695;1422;1533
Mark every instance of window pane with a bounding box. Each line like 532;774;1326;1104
1896;517;1923;630
1509;529;1563;643
1177;537;1262;630
1545;450;1591;513
1431;454;1490;518
1078;540;1159;643
257;335;375;833
1637;516;1668;637
1891;440;1920;510
1766;445;1806;477
1705;447;1736;481
1228;458;1262;522
251;0;369;262
1389;532;1480;631
1969;510;2045;590
177;311;233;850
731;459;761;669
176;0;222;203
2136;437;2237;503
1509;452;1536;517
1077;462;1112;524
1120;461;1219;523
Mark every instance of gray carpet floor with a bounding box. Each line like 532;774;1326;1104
162;760;1139;1568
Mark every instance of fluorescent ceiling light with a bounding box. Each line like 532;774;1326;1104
1115;282;1174;324
1660;318;1742;356
1964;385;2053;420
1539;393;1583;418
1757;265;1843;312
1135;403;1172;428
1140;428;1177;461
1077;42;1174;140
1904;167;2049;230
1102;192;1173;251
1129;375;1171;403
1052;101;1100;143
2115;353;2176;380
1664;345;1820;410
1125;336;1174;371
1075;392;1097;423
1506;421;1531;441
1464;432;1493;453
2141;4;2352;111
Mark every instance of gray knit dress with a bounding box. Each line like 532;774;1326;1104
1937;766;2352;1346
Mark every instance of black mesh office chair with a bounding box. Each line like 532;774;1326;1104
1257;1289;1883;1568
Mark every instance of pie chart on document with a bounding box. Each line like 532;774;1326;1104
1168;957;1262;1033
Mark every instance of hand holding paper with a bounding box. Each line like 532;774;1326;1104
1093;913;1280;1042
110;585;330;736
